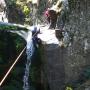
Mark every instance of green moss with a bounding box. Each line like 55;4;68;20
0;25;28;31
0;25;17;30
3;85;17;90
29;43;46;89
0;31;26;89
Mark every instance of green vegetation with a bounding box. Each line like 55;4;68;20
0;26;43;89
0;24;28;31
30;44;43;89
23;5;30;16
0;31;26;90
0;25;17;30
66;86;73;90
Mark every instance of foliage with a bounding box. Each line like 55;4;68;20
16;0;33;25
23;5;30;16
0;24;28;31
0;31;26;90
14;36;26;52
0;25;17;30
30;42;43;89
66;86;73;90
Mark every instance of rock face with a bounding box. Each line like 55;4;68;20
40;0;90;90
39;29;67;90
43;45;67;90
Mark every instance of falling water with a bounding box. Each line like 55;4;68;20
0;0;8;22
23;31;35;90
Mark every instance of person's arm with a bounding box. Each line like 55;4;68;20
56;6;63;14
56;0;62;8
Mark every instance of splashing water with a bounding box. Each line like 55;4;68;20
0;0;8;22
23;31;35;90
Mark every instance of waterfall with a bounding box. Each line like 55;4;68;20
23;31;35;90
0;0;8;22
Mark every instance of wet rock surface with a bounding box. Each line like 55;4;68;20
38;0;90;89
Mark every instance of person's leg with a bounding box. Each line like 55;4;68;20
55;30;64;41
47;17;50;24
52;15;57;29
55;30;64;47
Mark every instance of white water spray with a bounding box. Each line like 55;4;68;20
0;0;8;22
23;31;35;90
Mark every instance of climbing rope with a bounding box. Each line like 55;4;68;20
0;46;26;86
0;27;40;87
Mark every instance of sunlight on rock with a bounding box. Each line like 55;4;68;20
38;26;59;45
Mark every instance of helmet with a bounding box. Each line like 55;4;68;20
31;26;40;35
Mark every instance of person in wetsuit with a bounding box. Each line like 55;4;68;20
45;0;69;30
